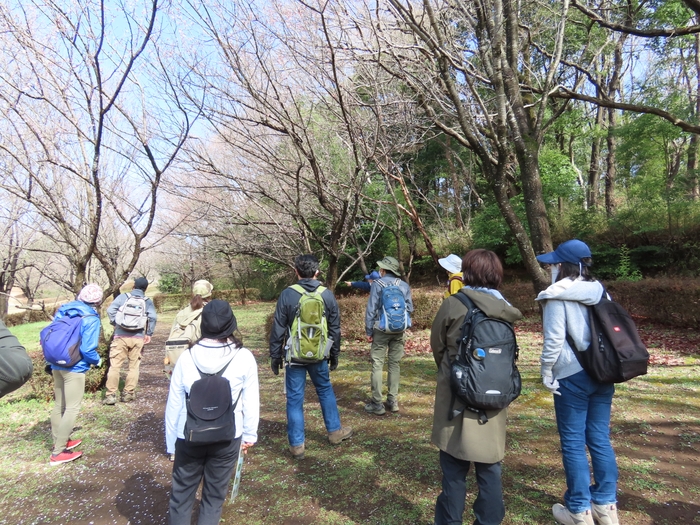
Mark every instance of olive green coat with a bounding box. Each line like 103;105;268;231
430;288;523;463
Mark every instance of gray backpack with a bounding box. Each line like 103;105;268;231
115;293;148;331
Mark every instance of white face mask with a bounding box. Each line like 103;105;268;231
551;264;559;284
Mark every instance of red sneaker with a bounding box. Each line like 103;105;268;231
66;439;82;450
50;450;83;466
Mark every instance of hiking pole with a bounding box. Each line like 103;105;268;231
229;442;245;503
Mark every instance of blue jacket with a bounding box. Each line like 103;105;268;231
364;273;413;336
50;300;101;373
107;289;157;337
349;281;371;292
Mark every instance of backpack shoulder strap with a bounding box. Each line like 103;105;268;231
453;291;475;311
290;284;305;295
315;285;326;294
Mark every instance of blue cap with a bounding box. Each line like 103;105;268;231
536;239;592;265
364;270;381;281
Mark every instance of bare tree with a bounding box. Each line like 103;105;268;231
0;0;194;297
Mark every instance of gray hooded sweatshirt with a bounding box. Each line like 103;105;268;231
536;277;605;380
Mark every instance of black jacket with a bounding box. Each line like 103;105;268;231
269;278;341;360
0;319;33;398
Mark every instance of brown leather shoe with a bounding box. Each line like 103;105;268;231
290;444;305;459
328;427;353;445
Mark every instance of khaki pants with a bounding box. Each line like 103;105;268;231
369;330;405;404
106;337;144;396
51;370;85;455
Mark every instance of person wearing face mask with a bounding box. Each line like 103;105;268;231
535;240;620;525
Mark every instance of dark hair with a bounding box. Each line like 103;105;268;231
294;254;320;279
556;258;594;282
461;249;503;289
190;295;206;310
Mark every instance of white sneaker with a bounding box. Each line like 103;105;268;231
591;503;619;525
552;503;595;525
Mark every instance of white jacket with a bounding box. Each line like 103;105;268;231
536;277;605;380
165;341;260;454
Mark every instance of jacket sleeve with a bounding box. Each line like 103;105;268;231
106;295;122;324
323;290;341;357
239;351;260;444
403;281;414;313
269;289;292;359
540;299;567;376
352;281;371;292
364;282;381;336
146;299;158;336
79;314;102;365
430;299;453;368
0;320;33;398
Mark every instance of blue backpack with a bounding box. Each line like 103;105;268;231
376;279;410;333
40;313;95;367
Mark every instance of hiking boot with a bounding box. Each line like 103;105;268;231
289;444;305;459
553;504;594;525
591;503;619;525
103;394;117;405
50;450;83;466
364;401;386;415
65;439;82;450
122;392;136;402
385;400;399;412
328;427;353;445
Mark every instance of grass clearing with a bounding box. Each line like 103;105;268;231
0;301;698;524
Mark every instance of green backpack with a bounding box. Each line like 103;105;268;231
287;284;330;363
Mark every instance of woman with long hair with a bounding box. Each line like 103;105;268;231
536;239;619;525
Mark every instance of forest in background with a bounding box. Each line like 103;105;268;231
1;0;700;318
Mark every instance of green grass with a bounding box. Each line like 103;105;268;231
1;303;699;524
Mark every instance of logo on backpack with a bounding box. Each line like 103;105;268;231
448;292;521;423
114;293;148;331
286;284;331;363
184;350;241;445
40;313;96;367
376;279;410;333
566;288;649;383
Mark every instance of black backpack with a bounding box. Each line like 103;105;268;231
566;288;649;384
449;292;521;424
184;350;241;445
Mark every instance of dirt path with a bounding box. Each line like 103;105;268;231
69;323;176;525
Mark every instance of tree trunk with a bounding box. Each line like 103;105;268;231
588;105;604;209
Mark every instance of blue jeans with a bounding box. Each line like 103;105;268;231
285;360;342;447
554;370;618;513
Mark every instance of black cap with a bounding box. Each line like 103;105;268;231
133;277;149;291
200;299;237;340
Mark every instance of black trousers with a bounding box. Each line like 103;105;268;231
169;436;241;525
434;450;505;525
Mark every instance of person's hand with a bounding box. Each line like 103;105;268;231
344;281;352;287
96;358;103;368
143;335;152;345
367;335;373;343
241;442;255;454
329;355;338;371
542;374;561;396
270;357;283;376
